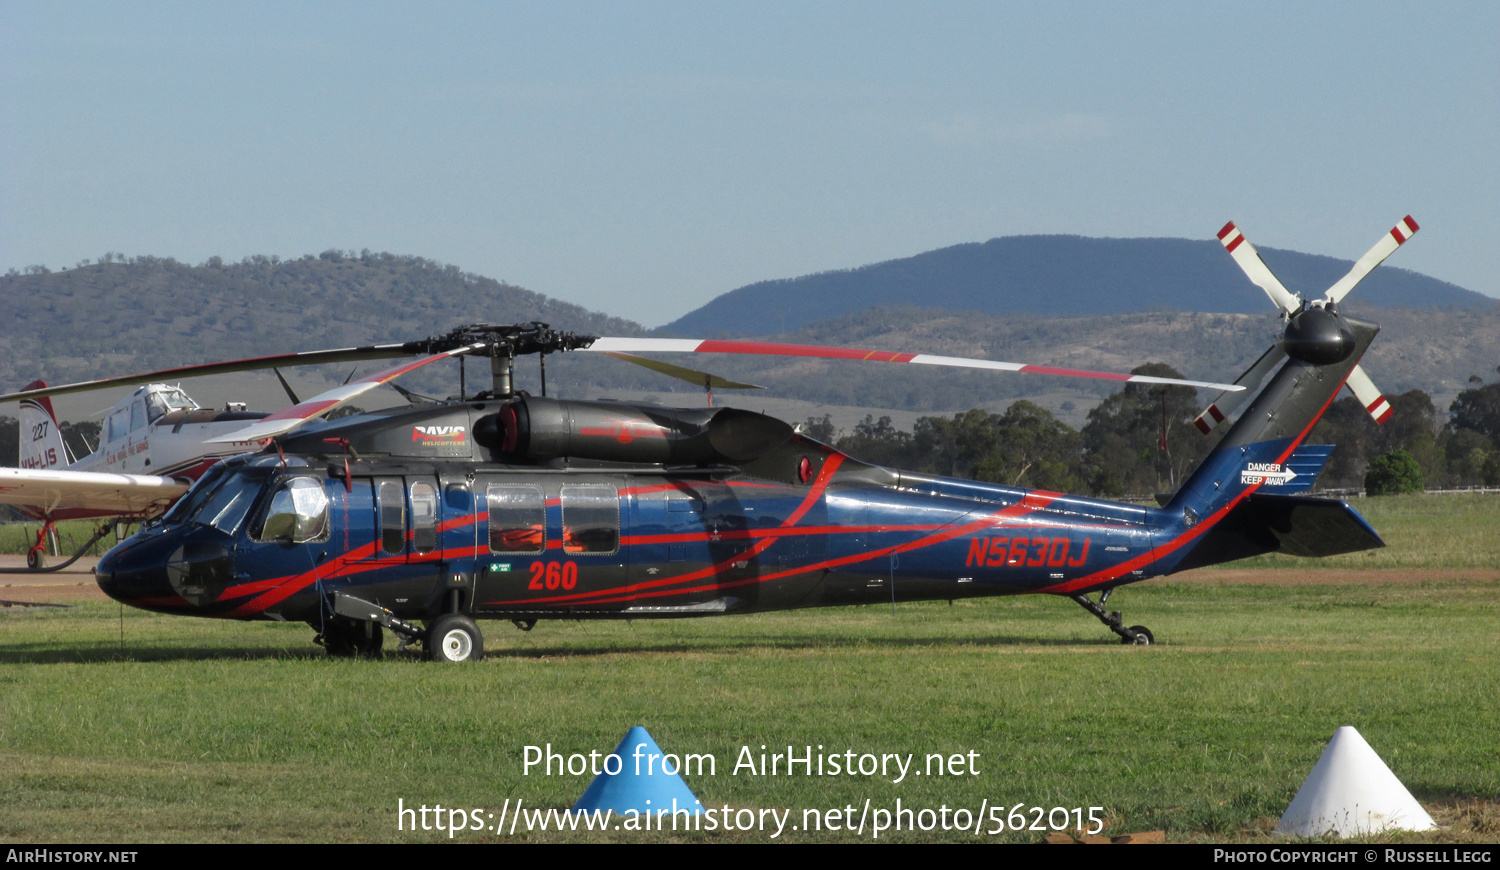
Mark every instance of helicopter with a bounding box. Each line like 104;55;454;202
72;217;1414;660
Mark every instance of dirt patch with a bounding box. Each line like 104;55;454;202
0;583;106;606
1169;568;1500;586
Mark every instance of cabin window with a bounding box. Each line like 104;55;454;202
130;398;147;432
487;484;544;554
561;485;619;555
107;410;128;444
378;479;405;554
255;477;329;544
411;481;437;554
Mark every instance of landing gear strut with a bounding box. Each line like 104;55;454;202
1071;591;1153;645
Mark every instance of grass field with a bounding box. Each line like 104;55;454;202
2;493;1497;843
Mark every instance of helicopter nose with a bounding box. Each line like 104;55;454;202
97;540;176;609
97;529;232;613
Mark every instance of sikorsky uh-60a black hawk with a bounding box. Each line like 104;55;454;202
62;218;1417;660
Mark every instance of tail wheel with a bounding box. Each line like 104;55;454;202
427;614;484;663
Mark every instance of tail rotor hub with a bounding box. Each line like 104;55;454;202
1282;304;1356;365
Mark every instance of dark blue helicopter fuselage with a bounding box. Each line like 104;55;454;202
95;315;1385;634
94;428;1356;626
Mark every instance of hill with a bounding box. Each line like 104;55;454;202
663;235;1493;337
0;251;649;396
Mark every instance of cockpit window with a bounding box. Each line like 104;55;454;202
160;463;273;533
161;464;235;526
146;388;194;423
254;477;330;544
198;477;261;535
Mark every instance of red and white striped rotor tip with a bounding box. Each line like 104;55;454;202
1390;215;1419;243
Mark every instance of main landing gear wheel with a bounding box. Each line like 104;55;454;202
1071;592;1156;646
319;620;384;658
427;614;484;663
26;548;46;571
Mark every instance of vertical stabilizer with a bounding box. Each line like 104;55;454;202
18;380;72;469
1158;319;1378;572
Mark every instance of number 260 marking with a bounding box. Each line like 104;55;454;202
528;560;578;591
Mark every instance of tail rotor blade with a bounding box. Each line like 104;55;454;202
1193;343;1288;434
1344;364;1392;424
1323;216;1420;305
1218;221;1301;315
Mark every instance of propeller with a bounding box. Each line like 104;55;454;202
1194;217;1418;434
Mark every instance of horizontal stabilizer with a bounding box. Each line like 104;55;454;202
1171;494;1383;572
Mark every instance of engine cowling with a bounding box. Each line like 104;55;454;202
476;397;794;465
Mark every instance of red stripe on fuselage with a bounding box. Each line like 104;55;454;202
567;491;1066;607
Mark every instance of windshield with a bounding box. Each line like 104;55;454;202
147;387;197;423
160;464;273;533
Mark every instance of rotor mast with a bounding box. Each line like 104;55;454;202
402;322;596;399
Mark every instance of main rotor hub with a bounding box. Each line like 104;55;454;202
404;322;598;360
403;323;600;397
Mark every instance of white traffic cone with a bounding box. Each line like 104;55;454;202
1276;725;1436;837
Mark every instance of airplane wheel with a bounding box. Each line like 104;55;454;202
427;614;484;663
1122;625;1154;646
321;621;384;658
26;548;46;571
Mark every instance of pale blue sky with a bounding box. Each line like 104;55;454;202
3;1;1495;326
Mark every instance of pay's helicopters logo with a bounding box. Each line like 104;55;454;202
413;425;467;444
1240;462;1296;486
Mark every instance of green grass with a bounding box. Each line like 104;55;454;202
0;519;123;558
3;573;1498;843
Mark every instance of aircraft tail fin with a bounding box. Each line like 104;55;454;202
18;380;72;469
1158;319;1380;573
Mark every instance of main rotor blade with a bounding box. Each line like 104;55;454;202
599;351;764;390
585;338;1244;392
1323;216;1420;305
1193;343;1288;434
1218;221;1301;315
0;343;418;404
206;343;487;443
1344;364;1392;424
